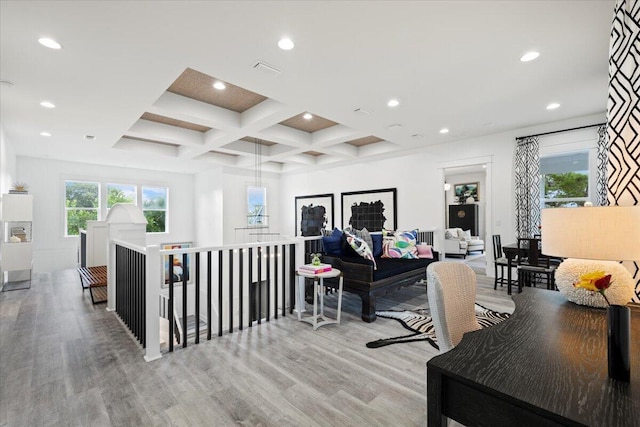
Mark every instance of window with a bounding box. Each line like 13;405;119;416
142;186;168;233
541;152;589;208
65;180;100;236
107;183;136;211
247;186;267;226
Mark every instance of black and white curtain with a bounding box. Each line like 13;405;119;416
514;136;540;238
607;0;639;301
595;125;609;207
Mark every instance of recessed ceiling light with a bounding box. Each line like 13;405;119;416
482;164;487;168
412;134;424;138
84;134;96;141
213;81;226;90
40;131;52;137
439;128;449;134
278;37;294;50
388;123;403;129
520;51;539;62
38;37;62;49
40;100;55;108
303;113;313;120
387;99;399;107
546;103;560;110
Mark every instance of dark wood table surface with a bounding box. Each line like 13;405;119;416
427;288;640;427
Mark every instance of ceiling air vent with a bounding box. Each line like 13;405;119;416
253;61;282;77
353;108;371;116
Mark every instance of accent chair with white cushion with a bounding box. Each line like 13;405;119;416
444;227;484;257
427;262;481;353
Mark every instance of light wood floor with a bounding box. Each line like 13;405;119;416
0;267;514;427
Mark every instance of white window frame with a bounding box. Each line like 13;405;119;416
63;179;169;237
64;180;101;237
141;186;169;234
247;185;268;227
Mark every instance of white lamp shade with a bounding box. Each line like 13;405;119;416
541;206;640;261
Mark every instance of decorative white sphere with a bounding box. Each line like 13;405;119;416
555;258;634;308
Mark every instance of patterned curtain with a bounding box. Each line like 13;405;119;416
514;136;540;238
595;125;609;207
607;0;639;302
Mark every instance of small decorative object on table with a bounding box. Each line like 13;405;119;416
555;259;634;308
310;253;321;266
9;182;29;194
574;270;630;382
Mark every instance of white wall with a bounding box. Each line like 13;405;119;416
194;168;224;247
0;126;17;195
16;156;195;273
279;152;443;236
222;168;282;244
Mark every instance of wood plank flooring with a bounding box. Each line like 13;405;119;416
0;266;515;427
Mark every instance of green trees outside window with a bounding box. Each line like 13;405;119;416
541;152;590;208
65;181;99;236
107;183;136;208
65;181;167;235
142;187;168;233
543;172;589;207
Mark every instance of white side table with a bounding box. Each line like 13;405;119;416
295;268;343;330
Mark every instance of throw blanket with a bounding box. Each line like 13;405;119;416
366;304;510;350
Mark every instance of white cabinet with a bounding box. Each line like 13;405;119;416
1;194;33;286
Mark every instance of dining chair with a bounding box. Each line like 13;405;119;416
427;262;481;353
516;237;556;292
492;235;510;290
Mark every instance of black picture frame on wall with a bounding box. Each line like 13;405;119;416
341;188;397;232
294;193;334;236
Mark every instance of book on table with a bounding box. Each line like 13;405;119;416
299;263;332;274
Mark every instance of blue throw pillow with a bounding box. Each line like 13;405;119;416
322;229;343;256
372;234;383;258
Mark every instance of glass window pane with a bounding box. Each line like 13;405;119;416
144;210;166;233
66;209;98;236
543;172;588;199
143;187;167;210
247;186;267;226
65;181;99;208
107;184;136;208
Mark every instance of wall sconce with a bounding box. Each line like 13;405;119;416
444;183;451;191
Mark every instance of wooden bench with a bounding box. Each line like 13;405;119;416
78;265;107;304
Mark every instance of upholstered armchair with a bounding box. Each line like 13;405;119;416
444;227;484;257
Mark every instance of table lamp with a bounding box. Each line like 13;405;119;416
541;205;640;382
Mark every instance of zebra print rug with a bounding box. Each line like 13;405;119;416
366;304;510;350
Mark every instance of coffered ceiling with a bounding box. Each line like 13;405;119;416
0;1;614;175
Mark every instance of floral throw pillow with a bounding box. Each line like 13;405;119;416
382;230;419;259
344;230;377;269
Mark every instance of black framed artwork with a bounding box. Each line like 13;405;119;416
294;193;334;236
454;182;479;202
341;188;397;232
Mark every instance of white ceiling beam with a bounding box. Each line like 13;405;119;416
240;99;301;130
127;119;204;147
151;92;240;129
113;137;179;157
